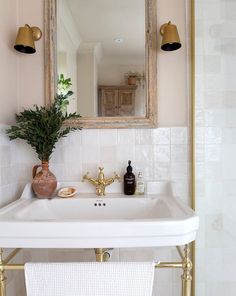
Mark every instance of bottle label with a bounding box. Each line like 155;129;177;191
124;177;135;184
136;182;145;194
125;176;134;180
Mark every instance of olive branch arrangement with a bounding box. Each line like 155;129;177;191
6;74;81;161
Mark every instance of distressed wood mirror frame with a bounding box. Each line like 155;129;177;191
44;0;157;129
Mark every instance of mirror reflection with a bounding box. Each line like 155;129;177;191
57;0;146;117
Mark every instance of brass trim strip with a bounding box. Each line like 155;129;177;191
191;0;196;295
191;0;196;214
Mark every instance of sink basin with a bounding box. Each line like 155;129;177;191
0;183;199;248
14;196;176;221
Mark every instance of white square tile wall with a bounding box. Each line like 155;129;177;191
196;0;236;295
0;125;190;203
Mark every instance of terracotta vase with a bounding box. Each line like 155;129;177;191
127;76;137;85
32;161;57;198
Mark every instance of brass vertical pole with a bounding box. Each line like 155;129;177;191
95;248;104;262
0;249;6;296
181;245;192;296
0;273;6;296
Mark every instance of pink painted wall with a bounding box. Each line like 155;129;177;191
157;0;189;126
17;0;44;112
0;0;44;125
0;0;189;126
0;0;18;124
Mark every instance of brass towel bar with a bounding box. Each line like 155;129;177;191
0;262;184;270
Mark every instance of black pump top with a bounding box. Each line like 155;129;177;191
126;160;133;173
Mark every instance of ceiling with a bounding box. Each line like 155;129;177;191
65;0;145;63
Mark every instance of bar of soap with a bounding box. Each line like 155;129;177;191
58;187;77;198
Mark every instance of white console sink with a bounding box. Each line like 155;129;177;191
0;184;199;248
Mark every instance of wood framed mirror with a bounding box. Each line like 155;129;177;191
44;0;157;128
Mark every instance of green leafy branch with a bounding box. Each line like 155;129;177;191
6;75;81;161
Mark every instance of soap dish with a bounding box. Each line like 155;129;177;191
58;187;77;198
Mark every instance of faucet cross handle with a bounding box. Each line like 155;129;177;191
82;171;90;182
113;172;121;182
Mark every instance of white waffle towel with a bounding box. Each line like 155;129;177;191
25;262;155;296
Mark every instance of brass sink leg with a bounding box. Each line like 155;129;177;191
94;248;111;262
0;272;6;296
181;244;192;296
0;249;6;296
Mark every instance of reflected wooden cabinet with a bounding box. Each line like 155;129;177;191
98;85;137;116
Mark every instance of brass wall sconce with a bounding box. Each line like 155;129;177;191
14;24;42;54
160;21;181;51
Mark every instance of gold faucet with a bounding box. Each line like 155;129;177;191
82;167;121;196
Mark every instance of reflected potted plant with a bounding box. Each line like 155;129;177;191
6;75;81;199
57;74;73;111
125;71;145;86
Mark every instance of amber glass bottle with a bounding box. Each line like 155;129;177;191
124;160;136;195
